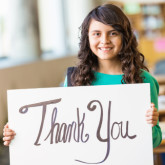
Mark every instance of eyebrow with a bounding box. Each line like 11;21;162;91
90;30;117;33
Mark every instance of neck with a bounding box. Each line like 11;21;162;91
97;59;123;75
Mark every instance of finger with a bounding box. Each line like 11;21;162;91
146;111;159;117
152;107;157;112
146;109;151;114
3;131;16;137
145;110;151;117
151;105;157;112
146;117;158;122
4;123;9;129
146;117;158;125
149;113;159;118
146;114;158;120
146;118;158;124
146;118;153;122
3;128;13;132
3;136;14;141
3;128;15;134
4;141;10;146
152;121;157;127
146;114;159;119
145;108;157;116
146;120;157;124
146;120;152;124
149;107;157;112
3;128;16;135
151;103;155;108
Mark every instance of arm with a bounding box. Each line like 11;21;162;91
145;75;162;148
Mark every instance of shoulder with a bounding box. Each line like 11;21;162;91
67;67;76;75
63;76;68;87
141;69;157;83
141;69;159;94
66;67;76;87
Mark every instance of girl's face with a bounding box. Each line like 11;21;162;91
88;19;122;63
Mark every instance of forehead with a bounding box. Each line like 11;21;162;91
88;19;115;31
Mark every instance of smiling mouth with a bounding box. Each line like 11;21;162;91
99;47;113;51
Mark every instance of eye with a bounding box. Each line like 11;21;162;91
93;32;100;36
109;31;119;36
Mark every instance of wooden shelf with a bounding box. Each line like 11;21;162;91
161;139;165;145
154;109;165;154
159;110;165;115
155;76;165;85
154;139;165;153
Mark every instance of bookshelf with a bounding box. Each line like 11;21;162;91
154;76;165;154
108;1;165;68
126;2;165;68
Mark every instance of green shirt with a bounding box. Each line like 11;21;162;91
64;69;162;148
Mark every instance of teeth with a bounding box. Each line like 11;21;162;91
100;48;112;50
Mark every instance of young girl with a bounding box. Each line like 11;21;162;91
3;4;161;148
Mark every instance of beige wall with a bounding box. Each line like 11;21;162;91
0;56;76;137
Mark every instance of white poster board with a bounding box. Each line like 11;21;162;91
8;84;153;165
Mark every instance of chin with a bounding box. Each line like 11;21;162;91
98;55;116;60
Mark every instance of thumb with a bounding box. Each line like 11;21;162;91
5;123;9;128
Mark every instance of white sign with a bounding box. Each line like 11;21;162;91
8;84;153;165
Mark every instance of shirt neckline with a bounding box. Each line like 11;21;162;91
94;71;124;76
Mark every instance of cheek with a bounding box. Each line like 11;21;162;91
89;39;98;49
117;41;122;49
112;38;122;49
118;37;122;48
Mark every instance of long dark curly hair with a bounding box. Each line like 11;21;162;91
71;4;149;86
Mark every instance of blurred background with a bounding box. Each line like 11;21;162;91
0;0;165;164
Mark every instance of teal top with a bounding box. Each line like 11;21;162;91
64;69;162;148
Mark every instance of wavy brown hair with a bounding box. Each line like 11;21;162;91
71;4;149;86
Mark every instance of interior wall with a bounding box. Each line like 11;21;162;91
0;55;76;137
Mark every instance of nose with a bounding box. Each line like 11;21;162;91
101;34;110;44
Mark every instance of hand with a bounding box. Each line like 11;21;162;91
146;103;159;127
3;123;16;146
